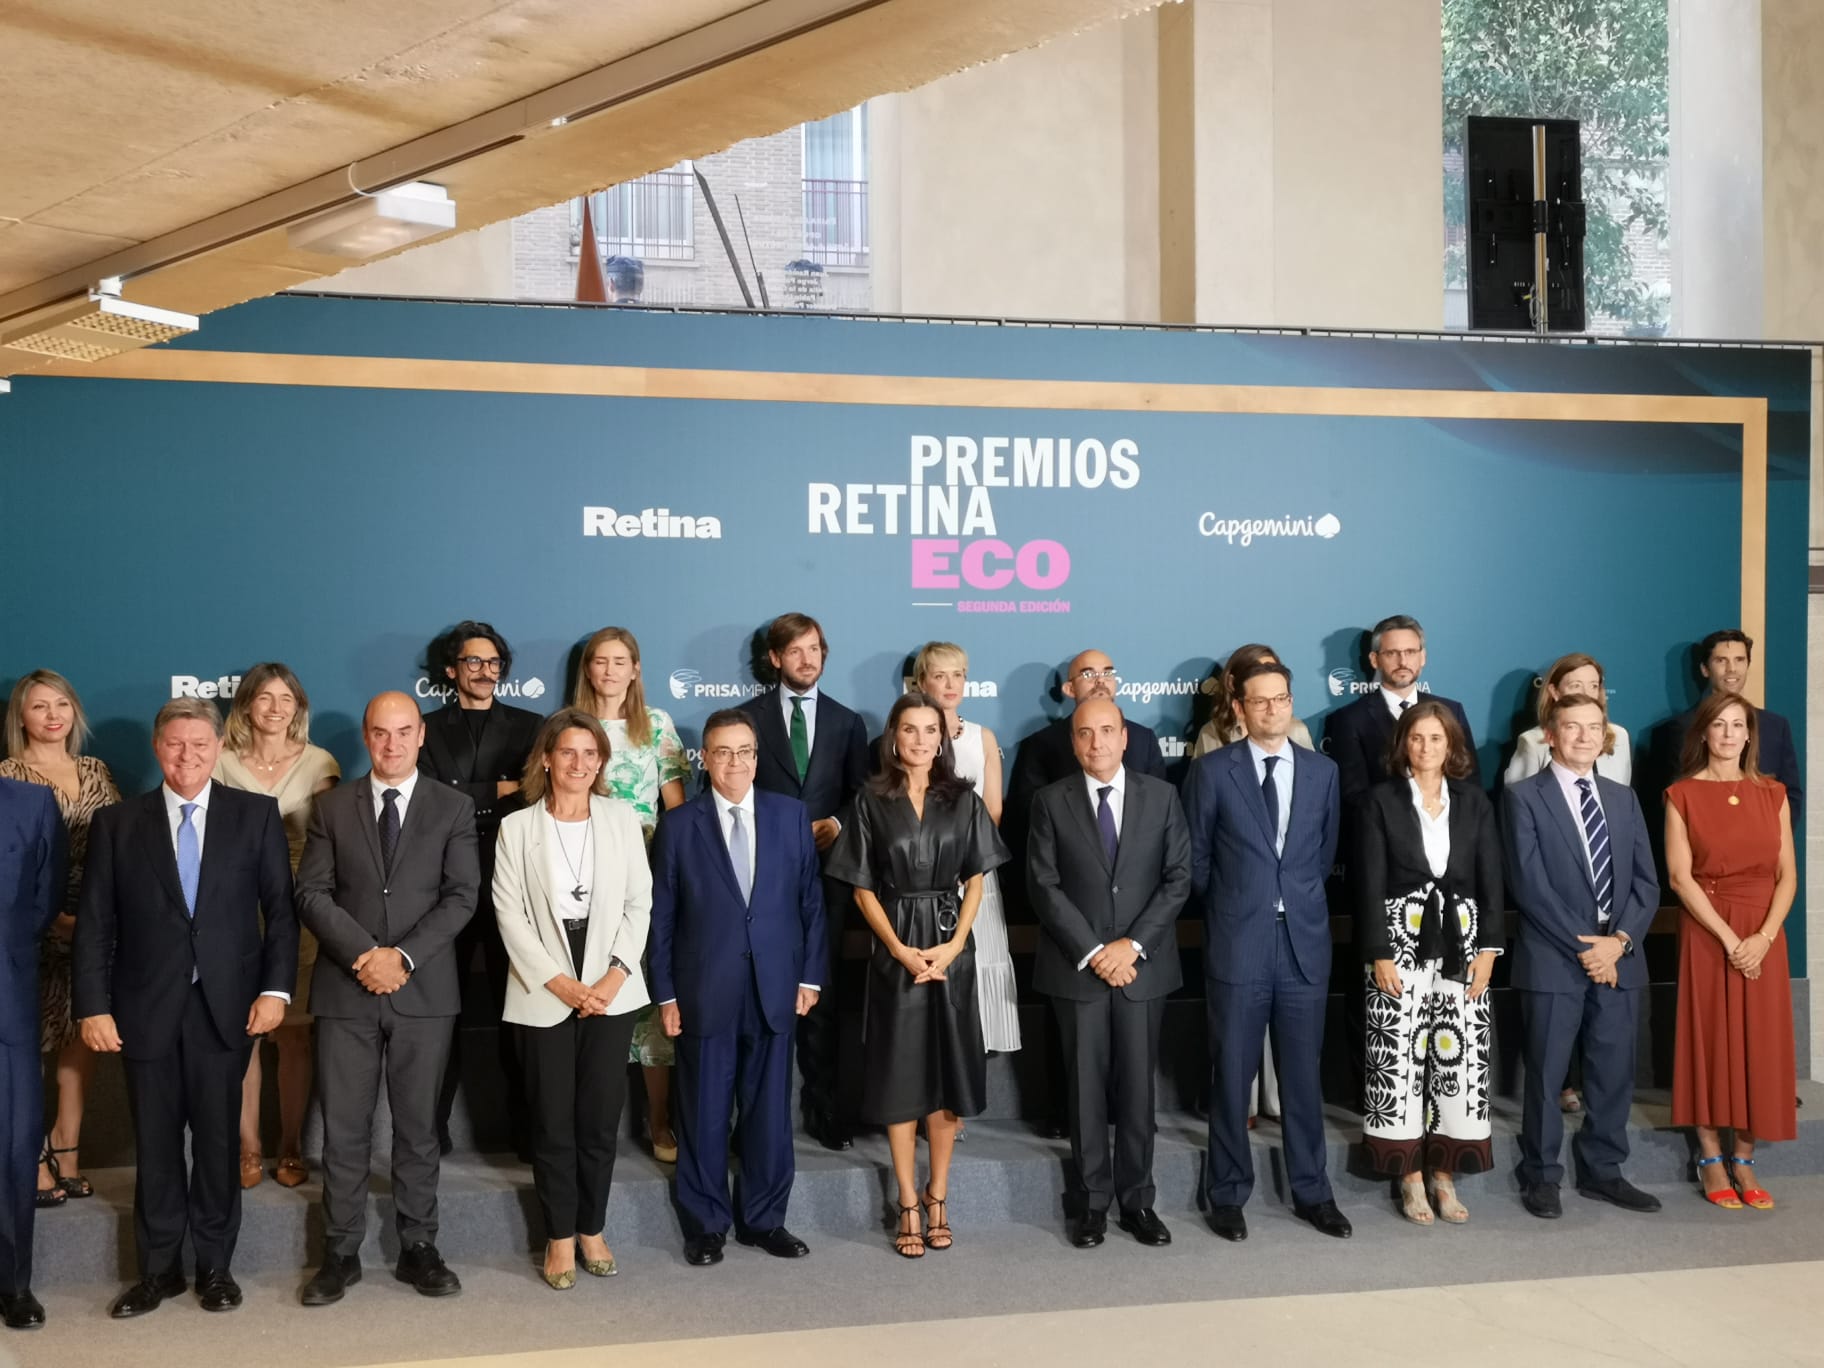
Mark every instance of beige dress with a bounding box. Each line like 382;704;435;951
214;745;341;1018
0;755;120;1053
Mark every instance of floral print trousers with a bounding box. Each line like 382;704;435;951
1361;954;1494;1176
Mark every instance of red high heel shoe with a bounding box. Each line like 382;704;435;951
1731;1157;1773;1210
1695;1154;1741;1209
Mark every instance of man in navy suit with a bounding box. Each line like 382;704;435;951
652;709;827;1267
0;777;63;1331
1323;615;1476;808
1657;629;1802;826
1183;661;1349;1241
74;698;297;1319
740;612;868;1151
1504;693;1661;1219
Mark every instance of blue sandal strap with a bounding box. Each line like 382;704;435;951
1731;1156;1756;1167
1695;1155;1727;1167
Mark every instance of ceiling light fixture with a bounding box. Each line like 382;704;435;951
286;181;457;259
0;280;198;363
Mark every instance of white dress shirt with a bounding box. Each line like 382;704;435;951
1548;759;1610;925
780;684;819;755
1380;684;1420;721
1075;767;1144;972
1408;778;1450;879
165;781;288;1002
1245;739;1295;857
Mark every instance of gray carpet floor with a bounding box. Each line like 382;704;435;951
10;1172;1824;1368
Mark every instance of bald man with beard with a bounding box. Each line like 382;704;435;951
296;692;479;1306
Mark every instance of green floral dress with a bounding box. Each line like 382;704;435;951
604;706;691;1066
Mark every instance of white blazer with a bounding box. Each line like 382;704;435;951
1503;723;1633;788
493;794;653;1027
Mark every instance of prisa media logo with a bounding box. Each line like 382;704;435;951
1199;512;1341;546
1326;668;1433;699
668;670;766;702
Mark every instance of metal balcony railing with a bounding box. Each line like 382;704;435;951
802;178;869;267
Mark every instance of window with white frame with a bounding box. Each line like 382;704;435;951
802;108;868;267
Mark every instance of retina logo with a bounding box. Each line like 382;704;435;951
1199;512;1342;546
668;669;764;701
1159;736;1188;760
171;674;242;700
583;507;723;539
415;676;547;703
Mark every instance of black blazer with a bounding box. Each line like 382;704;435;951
1355;777;1504;964
296;776;479;1018
1324;691;1477;809
1026;771;1190;1002
418;700;543;843
73;785;296;1061
740;688;870;834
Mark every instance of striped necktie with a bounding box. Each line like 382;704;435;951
1575;778;1613;923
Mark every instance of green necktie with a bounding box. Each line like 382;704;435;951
790;695;810;782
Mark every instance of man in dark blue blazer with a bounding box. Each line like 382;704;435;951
740;613;868;1151
1183;661;1349;1241
1322;615;1477;808
652;709;827;1268
74;699;297;1318
1656;630;1802;826
0;777;64;1331
1504;693;1661;1219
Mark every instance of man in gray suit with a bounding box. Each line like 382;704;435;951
295;692;478;1305
1027;698;1191;1250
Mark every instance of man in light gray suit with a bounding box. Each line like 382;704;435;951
295;692;478;1305
1027;698;1190;1250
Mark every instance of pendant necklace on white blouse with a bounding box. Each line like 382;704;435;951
553;815;592;906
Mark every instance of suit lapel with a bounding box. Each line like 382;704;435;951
193;788;229;917
799;697;832;794
1594;776;1632;887
1070;776;1113;873
1444;781;1474;881
700;795;748;903
754;694;800;795
1225;747;1278;850
442;706;483;784
1285;745;1321;854
1110;777;1144;875
136;789;189;918
573;800;608;975
352;777;386;882
1535;772;1597;895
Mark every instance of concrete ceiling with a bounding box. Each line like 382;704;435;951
0;0;1161;376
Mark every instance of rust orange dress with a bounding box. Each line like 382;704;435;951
1668;777;1796;1141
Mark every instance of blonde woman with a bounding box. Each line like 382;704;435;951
574;627;688;1164
3;671;119;1208
912;642;1020;1057
1503;653;1631;786
213;663;340;1189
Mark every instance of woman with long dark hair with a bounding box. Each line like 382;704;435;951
825;691;1008;1258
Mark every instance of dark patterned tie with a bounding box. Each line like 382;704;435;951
380;788;401;879
1260;755;1282;848
789;696;810;783
1575;778;1613;922
1096;785;1118;866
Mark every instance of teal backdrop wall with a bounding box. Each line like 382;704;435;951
0;296;1810;954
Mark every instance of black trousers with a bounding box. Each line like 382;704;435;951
1054;993;1164;1215
121;985;251;1277
517;1011;638;1241
795;873;850;1122
438;897;530;1153
0;1041;42;1294
316;1004;451;1258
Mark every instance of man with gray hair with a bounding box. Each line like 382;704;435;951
74;698;297;1320
1323;615;1477;809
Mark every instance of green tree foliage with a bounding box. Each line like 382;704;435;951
1443;0;1669;330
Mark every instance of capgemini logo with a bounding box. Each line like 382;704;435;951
1315;513;1342;539
669;669;700;701
1198;512;1343;546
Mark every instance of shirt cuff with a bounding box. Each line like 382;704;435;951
1130;939;1146;959
659;998;677;1006
259;990;292;1003
395;947;415;971
798;983;821;991
1076;943;1106;971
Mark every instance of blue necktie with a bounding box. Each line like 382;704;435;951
1576;778;1613;923
177;803;200;917
728;806;753;904
1096;785;1118;867
380;788;401;878
1260;755;1282;850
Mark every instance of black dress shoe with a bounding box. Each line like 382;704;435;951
737;1226;810;1258
1293;1199;1353;1239
301;1254;362;1306
684;1232;726;1267
805;1112;853;1152
1577;1175;1662;1213
0;1290;45;1330
1118;1208;1173;1246
1521;1182;1563;1219
195;1267;242;1312
1070;1210;1107;1248
395;1242;462;1297
109;1271;188;1319
1206;1204;1248;1242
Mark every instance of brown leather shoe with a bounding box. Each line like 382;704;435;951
274;1156;308;1188
240;1153;265;1190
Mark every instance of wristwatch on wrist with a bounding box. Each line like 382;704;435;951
1614;931;1634;957
608;956;631;976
